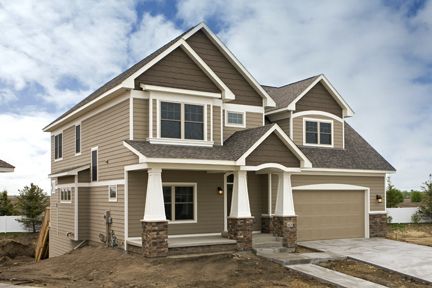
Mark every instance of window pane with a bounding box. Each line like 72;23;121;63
306;132;318;144
161;120;181;138
185;122;203;140
320;122;331;133
109;186;117;199
305;121;318;132
164;204;172;220
75;125;81;153
227;112;243;125
91;150;97;182
175;187;193;203
227;174;234;183
58;134;62;158
185;104;203;122
161;102;180;120
175;203;193;220
320;132;331;145
163;187;172;203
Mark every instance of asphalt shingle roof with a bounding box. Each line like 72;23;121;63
0;160;14;169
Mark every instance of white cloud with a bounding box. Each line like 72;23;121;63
0;112;52;195
176;0;432;190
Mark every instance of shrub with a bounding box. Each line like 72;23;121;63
411;212;421;224
386;178;404;208
387;215;393;223
417;174;432;222
411;191;423;203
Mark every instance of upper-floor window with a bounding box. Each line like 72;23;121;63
160;102;204;140
304;120;332;146
54;133;63;160
91;147;98;182
75;124;81;155
226;111;245;128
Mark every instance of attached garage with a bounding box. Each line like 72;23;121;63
293;188;368;241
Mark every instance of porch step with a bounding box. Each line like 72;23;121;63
169;243;237;256
287;264;387;288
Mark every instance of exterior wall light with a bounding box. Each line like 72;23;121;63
217;187;224;195
376;194;383;203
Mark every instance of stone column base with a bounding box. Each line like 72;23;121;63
141;221;168;257
272;216;297;248
369;213;387;238
227;217;254;251
261;215;273;234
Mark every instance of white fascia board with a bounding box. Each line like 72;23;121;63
49;165;90;178
43;84;126;132
223;103;264;114
292;110;344;122
300;168;395;175
293;183;369;190
123;141;146;163
0;168;14;173
146;158;236;166
190;23;276;108
140;84;221;98
241;164;301;173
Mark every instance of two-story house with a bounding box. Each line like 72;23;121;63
43;23;395;258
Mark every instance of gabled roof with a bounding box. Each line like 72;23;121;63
300;123;396;171
0;159;14;172
44;22;275;132
264;74;354;117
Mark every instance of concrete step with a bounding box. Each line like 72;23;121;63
287;264;387;288
255;248;343;265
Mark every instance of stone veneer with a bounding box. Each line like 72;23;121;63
227;217;254;251
369;213;387;237
261;215;273;233
272;216;297;248
141;221;168;257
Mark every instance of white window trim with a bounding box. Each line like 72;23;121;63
303;117;334;148
54;132;63;161
75;123;81;156
59;186;73;204
225;110;246;128
108;184;118;202
155;100;208;145
163;182;197;224
91;146;98;182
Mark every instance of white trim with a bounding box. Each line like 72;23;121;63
149;97;153;138
141;84;221;98
0;167;14;172
223;172;233;231
148;139;214;147
225;110;246;128
369;211;387;215
75;179;125;187
268;174;272;215
292;110;344;122
143;168;166;221
220;106;223;145
300;168;394;175
58;186;73;204
223;103;264;114
130;89;149;99
292;183;370;238
229;170;252;218
302;117;334;148
129;97;134;140
74;175;78;240
168;233;220;238
124;170;128;250
108;184;118;202
48;165;90;178
210;104;213;142
191;23;276;107
74;123;81;156
90;146;98;182
241;164;302;173
163;182;198;224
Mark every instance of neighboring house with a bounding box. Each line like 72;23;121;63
43;23;395;258
0;160;14;173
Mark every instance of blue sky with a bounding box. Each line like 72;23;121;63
0;0;431;194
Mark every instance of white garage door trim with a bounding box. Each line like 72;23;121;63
292;183;370;238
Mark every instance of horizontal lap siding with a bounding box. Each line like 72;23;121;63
213;106;221;145
292;114;344;149
247;173;267;231
133;98;149;141
49;190;78;257
223;112;263;141
51;97;138;179
128;171;147;237
296;82;343;117
135;47;220;93
78;187;90;240
152;99;157;137
246;133;300;167
275;118;290;137
292;175;385;212
187;30;262;106
57;175;75;185
78;169;90;183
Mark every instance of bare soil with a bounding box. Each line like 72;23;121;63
0;243;331;288
319;259;430;288
0;233;37;266
387;223;432;246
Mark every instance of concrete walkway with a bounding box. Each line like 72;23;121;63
300;238;432;283
288;264;387;288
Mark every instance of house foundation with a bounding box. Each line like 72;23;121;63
272;216;297;248
227;217;254;251
141;221;168;257
369;213;387;238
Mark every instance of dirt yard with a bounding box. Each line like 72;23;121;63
387;223;432;246
319;259;431;288
0;243;331;288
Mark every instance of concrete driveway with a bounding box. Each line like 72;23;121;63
299;238;432;283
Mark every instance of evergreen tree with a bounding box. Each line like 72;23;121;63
16;183;49;232
0;191;15;216
417;174;432;221
386;177;404;208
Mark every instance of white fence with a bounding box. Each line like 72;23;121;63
0;216;28;233
387;207;419;223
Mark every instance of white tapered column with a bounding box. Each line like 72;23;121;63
274;172;295;216
143;168;166;221
229;170;251;218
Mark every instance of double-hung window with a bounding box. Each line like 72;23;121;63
163;184;196;222
54;133;63;160
160;102;204;141
305;120;333;146
91;147;98;182
75;124;81;155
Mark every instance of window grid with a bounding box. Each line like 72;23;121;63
162;184;195;222
305;120;332;146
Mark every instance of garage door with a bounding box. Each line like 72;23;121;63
293;190;365;241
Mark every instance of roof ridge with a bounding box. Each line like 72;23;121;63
276;74;321;89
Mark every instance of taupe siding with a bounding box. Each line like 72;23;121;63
247;172;267;231
135;47;220;93
133;98;149;141
223;112;263;141
213;106;222;145
271;174;278;213
57;175;75;185
296;82;343;117
292;114;344;149
78;187;90;240
49;189;78;257
187;30;262;106
292;175;385;212
246;133;300;167
152;99;157;137
128;170;147;237
78;169;90;183
51;98;138;179
275;118;290;137
207;105;211;141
